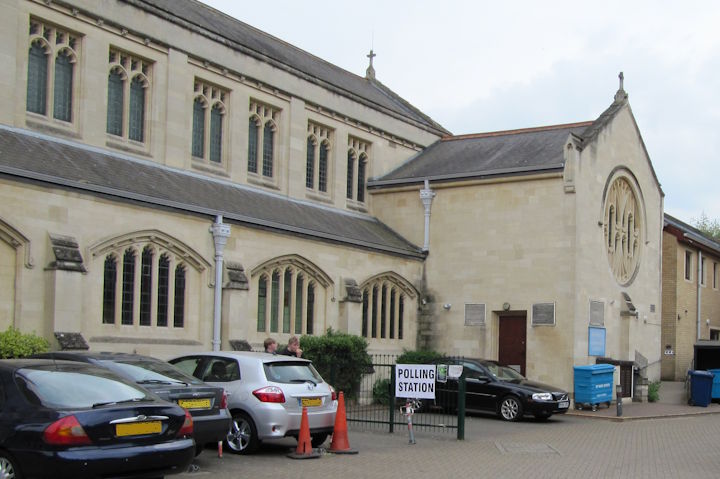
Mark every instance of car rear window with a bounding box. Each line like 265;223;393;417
263;362;322;384
15;365;151;409
102;359;203;385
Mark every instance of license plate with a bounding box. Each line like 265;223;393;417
178;398;211;409
558;401;569;409
116;421;162;437
301;397;322;407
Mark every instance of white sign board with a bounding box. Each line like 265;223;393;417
395;364;436;399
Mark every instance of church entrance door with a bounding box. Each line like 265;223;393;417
498;313;527;376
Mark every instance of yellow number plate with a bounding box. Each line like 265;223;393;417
178;398;211;409
116;421;162;437
301;397;322;407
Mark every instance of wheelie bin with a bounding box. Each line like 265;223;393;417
688;370;714;407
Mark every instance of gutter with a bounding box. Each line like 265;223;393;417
368;164;563;189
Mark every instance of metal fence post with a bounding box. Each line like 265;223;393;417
457;375;466;440
389;364;395;433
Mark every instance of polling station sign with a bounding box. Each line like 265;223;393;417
395;364;436;399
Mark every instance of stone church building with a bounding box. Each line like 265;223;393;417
0;0;664;394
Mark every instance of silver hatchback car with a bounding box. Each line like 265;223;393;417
169;351;337;454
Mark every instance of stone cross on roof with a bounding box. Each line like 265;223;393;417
366;49;376;80
614;71;628;102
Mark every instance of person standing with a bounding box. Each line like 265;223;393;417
280;336;302;357
264;337;278;354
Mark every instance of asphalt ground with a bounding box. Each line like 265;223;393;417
178;408;720;479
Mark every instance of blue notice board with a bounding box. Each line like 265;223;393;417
588;327;606;356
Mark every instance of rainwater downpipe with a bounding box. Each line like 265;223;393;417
697;249;703;341
419;179;435;252
210;216;231;351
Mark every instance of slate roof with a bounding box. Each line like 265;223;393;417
370;91;663;194
0;126;425;259
664;214;720;256
370;122;591;187
125;0;449;136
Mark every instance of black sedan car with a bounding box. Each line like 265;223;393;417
435;358;569;421
0;359;195;479
32;351;231;454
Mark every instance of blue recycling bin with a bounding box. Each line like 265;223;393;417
688;370;714;407
708;369;720;400
573;364;614;410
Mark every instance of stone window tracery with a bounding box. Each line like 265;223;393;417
27;19;80;124
191;80;227;165
306;122;332;194
360;273;416;341
107;48;151;144
253;256;330;335
248;100;279;178
603;174;643;285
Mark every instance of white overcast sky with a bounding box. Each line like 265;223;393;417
202;0;720;225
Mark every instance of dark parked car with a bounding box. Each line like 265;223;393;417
0;359;195;479
435;358;569;421
32;351;230;454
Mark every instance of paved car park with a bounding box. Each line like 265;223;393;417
178;399;720;478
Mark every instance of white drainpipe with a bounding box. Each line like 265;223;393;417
210;216;231;351
419;179;435;252
697;249;702;341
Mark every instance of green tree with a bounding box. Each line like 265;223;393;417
300;329;372;400
693;212;720;242
0;327;50;358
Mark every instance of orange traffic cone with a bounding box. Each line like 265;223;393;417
328;391;358;454
287;406;320;459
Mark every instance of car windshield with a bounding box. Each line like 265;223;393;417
264;362;322;384
484;363;525;381
103;359;202;385
16;365;151;409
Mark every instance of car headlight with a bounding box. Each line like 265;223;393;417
532;392;553;401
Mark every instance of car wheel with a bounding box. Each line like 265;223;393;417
225;412;259;454
0;451;21;479
311;433;328;448
499;396;523;421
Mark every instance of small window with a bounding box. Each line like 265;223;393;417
701;257;706;286
128;76;146;142
714;262;718;289
248;100;280;179
27;42;48;115
306;137;315;188
107;49;151;146
685;251;693;281
53;50;74;122
346;151;355;199
26;20;79;124
102;256;117;324
192;81;227;165
262;122;274;177
107;69;124;136
248;119;259;173
173;265;186;327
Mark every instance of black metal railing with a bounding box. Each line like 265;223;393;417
336;354;464;439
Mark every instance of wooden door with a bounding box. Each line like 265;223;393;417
498;313;527;376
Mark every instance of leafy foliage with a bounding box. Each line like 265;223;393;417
396;349;443;365
372;378;392;405
648;380;661;402
300;329;372;400
692;212;720;242
0;327;50;358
